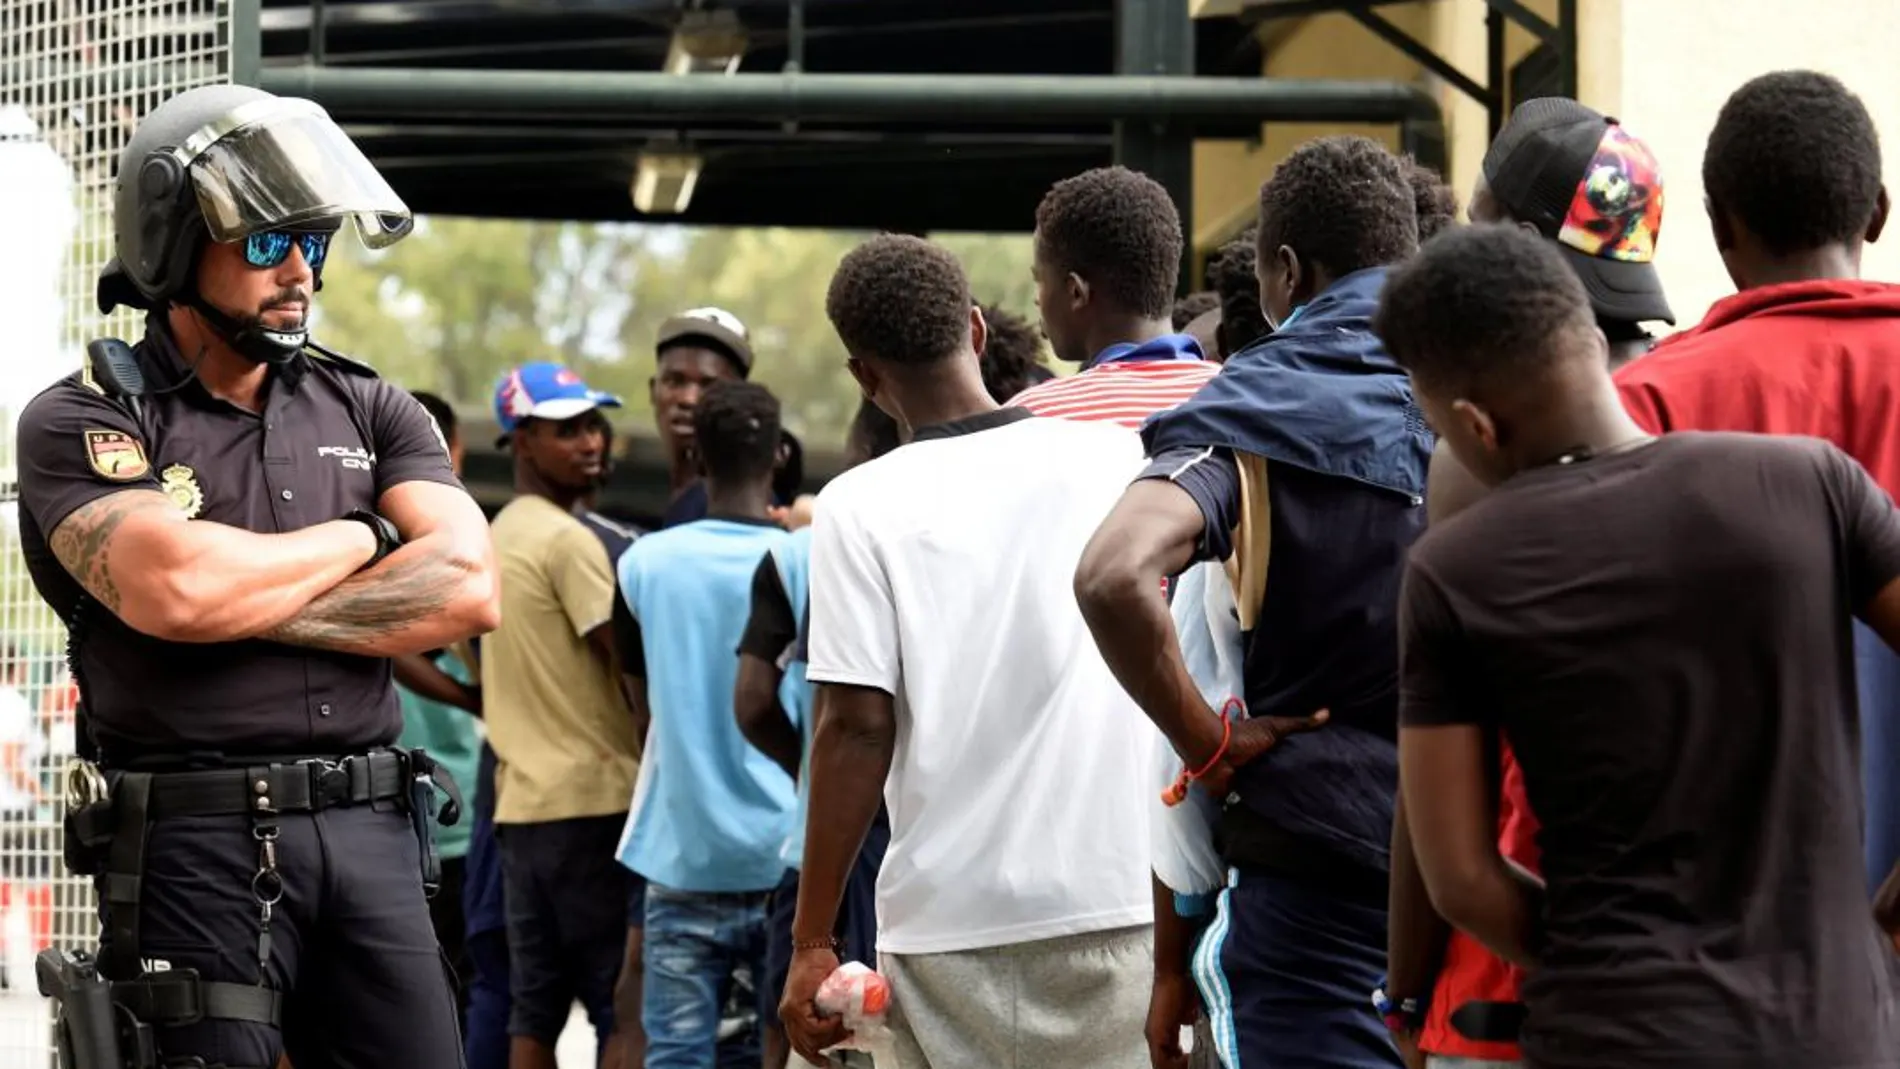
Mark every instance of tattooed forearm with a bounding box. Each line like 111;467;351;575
47;493;178;615
260;541;472;655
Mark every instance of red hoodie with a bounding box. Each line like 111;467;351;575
1615;279;1900;493
1421;747;1539;1062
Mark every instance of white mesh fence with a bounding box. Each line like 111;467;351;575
1;1;229;1063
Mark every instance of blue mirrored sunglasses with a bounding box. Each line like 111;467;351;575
243;231;331;272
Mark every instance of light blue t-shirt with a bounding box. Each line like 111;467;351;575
616;517;799;893
768;528;814;869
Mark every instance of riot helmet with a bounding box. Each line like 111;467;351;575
97;83;412;364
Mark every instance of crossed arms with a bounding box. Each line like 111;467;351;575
49;480;501;657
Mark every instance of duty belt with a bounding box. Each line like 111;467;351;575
138;752;411;820
52;747;462;1069
67;750;436;987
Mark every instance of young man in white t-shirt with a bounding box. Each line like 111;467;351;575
776;233;1154;1069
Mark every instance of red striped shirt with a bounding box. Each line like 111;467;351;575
1008;359;1220;428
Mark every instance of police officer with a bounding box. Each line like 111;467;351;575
13;83;501;1068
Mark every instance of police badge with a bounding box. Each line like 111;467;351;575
159;464;204;519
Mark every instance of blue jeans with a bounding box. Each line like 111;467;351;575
642;883;773;1069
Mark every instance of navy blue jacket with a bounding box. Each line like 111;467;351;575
1143;267;1433;875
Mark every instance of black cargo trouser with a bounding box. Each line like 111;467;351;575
100;804;464;1068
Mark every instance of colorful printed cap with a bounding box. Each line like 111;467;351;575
1483;97;1674;326
492;361;622;447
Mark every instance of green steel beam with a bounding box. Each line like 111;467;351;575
254;65;1441;126
1113;0;1195;293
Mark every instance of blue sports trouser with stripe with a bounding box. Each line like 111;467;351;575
1856;621;1900;897
1191;869;1403;1069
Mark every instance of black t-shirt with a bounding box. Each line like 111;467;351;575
610;593;644;679
1402;432;1900;1069
14;329;461;759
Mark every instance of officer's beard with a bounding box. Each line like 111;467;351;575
188;285;313;368
249;286;312;337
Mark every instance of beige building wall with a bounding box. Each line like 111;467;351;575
1192;6;1432;253
1190;1;1566;262
1608;0;1900;332
1192;0;1900;334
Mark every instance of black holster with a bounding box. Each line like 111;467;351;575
38;948;127;1069
64;789;117;877
402;748;463;900
38;945;283;1069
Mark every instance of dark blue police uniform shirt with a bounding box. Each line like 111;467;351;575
13;319;463;760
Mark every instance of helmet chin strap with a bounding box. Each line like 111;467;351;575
187;293;307;367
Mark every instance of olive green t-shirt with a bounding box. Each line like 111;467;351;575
482;495;639;824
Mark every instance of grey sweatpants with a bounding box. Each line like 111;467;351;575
879;924;1152;1069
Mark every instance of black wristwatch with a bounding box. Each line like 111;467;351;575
342;508;402;569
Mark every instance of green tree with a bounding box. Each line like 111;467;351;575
310;219;1040;448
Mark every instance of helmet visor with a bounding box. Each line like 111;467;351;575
184;98;412;249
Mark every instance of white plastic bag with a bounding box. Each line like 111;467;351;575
1152;562;1245;898
814;960;895;1058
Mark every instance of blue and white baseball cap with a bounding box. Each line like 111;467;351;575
493;361;623;446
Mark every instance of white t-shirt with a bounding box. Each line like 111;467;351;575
808;411;1155;955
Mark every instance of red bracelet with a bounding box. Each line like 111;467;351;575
1161;698;1242;807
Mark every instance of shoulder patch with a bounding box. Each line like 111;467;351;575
84;429;150;481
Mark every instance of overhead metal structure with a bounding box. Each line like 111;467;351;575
1239;0;1580;138
255;66;1439;125
1;0;1587;522
225;0;1454;235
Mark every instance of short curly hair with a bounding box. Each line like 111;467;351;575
692;381;782;484
1209;226;1269;358
1404;156;1460;242
411;391;457;444
1035;165;1183;320
1258;136;1418;278
825;234;973;365
1373;224;1596;398
1704;70;1883;256
978;304;1051;402
847;398;903;461
1172;291;1218;330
